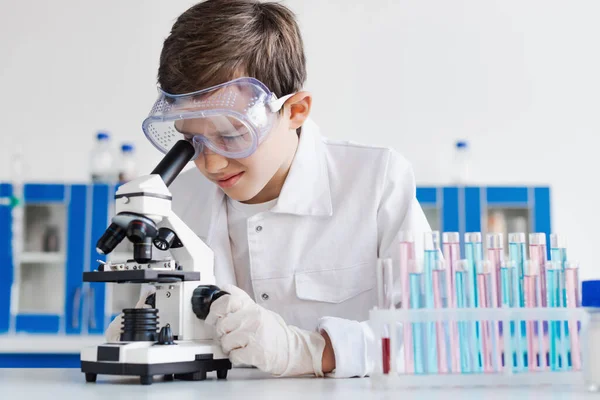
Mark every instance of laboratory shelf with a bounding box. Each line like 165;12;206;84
20;252;65;264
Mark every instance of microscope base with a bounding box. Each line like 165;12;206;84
80;340;231;385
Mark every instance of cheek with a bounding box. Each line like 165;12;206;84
193;157;206;173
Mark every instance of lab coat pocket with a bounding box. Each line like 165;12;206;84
294;262;375;304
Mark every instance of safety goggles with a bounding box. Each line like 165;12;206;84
142;77;294;159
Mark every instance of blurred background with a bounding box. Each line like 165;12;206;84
0;0;599;366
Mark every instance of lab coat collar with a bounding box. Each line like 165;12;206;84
270;118;333;217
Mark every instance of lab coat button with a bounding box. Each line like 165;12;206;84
261;293;269;301
256;225;263;232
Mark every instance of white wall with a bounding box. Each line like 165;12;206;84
1;0;599;279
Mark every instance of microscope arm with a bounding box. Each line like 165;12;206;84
159;210;215;284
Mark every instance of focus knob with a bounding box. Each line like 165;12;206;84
191;285;229;320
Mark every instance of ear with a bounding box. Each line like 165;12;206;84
284;91;312;130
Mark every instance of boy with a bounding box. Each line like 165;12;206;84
107;0;431;378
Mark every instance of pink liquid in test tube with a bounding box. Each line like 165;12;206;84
486;234;503;371
529;233;548;307
399;232;415;374
565;262;581;370
443;232;460;373
524;260;540;371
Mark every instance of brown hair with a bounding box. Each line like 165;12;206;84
158;0;306;97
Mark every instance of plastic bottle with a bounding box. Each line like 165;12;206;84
583;280;600;391
452;140;470;185
118;143;137;183
90;132;116;183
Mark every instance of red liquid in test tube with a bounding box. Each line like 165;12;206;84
377;258;394;374
382;337;391;374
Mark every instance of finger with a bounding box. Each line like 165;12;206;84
229;346;263;370
220;330;251;354
135;284;156;308
205;293;246;326
215;313;245;338
105;314;123;342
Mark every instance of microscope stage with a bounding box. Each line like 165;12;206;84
83;269;201;283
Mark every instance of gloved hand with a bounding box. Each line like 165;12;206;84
104;285;156;342
205;284;326;377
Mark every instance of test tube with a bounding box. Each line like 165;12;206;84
376;258;394;374
486;233;504;306
454;259;472;373
442;232;460;373
509;233;527;307
524;260;545;370
423;231;440;373
529;233;548;307
465;233;483;308
443;232;461;291
550;233;568;344
432;259;449;373
476;260;501;372
399;231;415;374
465;232;483;372
409;259;425;374
550;234;568;269
501;260;524;371
545;261;562;371
565;261;581;370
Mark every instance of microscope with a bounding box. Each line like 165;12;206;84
80;140;231;385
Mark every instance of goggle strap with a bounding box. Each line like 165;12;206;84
268;93;296;112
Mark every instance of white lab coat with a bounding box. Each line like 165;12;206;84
168;118;431;377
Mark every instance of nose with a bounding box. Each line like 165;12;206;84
202;147;229;173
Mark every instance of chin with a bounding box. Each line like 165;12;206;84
223;186;260;202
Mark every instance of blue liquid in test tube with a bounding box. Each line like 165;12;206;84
455;260;472;373
508;233;527;307
423;231;440;374
410;265;425;374
550;234;568;370
464;232;483;372
545;261;562;371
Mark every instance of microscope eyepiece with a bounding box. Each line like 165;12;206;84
96;222;127;255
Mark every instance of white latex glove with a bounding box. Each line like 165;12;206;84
205;284;326;377
104;285;156;342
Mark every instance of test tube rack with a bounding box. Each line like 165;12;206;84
369;305;588;388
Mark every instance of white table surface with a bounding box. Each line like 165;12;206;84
0;367;598;400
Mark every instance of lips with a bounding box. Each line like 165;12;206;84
215;172;244;188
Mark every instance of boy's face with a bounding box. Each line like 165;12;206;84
191;110;300;203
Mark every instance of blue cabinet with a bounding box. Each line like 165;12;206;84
417;186;552;257
416;187;461;233
0;184;13;334
0;183;103;335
